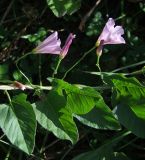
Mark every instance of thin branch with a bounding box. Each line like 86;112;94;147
112;60;145;73
0;85;52;90
79;0;102;31
0;0;15;26
0;84;110;91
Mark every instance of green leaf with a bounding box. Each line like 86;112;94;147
53;79;100;114
74;97;120;130
0;64;9;79
0;94;36;154
52;79;120;130
65;92;95;114
59;107;78;143
46;0;81;17
104;74;145;106
33;90;78;144
105;74;145;138
115;103;145;138
52;79;102;98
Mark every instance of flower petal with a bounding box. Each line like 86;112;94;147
97;18;125;45
34;31;62;54
98;18;115;43
113;26;124;35
106;18;115;31
36;32;58;50
60;33;76;58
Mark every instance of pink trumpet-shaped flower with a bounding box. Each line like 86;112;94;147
60;33;76;59
34;31;62;54
96;18;125;56
98;18;125;45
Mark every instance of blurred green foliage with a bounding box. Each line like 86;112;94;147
46;0;81;17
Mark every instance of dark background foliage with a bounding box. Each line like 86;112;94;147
1;0;145;159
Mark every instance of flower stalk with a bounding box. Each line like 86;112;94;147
15;53;33;86
62;46;96;79
95;18;126;83
52;57;62;78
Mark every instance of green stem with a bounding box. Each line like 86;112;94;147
98;130;131;151
40;132;49;154
0;140;11;146
96;55;101;72
4;147;11;160
62;46;96;80
60;145;74;160
15;52;33;85
16;63;32;85
52;57;62;78
96;55;106;84
112;60;145;73
118;137;138;150
15;52;32;64
0;134;5;139
125;68;145;76
0;143;15;160
40;139;59;153
4;90;12;105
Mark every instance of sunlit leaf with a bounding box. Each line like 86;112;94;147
0;94;36;154
33;90;78;144
75;97;120;130
115;103;145;138
53;79;120;130
105;74;145;138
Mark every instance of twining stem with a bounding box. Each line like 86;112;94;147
96;55;106;84
96;55;101;73
16;63;32;85
15;52;32;64
62;46;96;79
52;57;62;78
15;52;33;85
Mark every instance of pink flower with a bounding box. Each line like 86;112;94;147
33;32;75;58
96;18;125;56
34;31;62;54
60;33;76;59
98;18;125;45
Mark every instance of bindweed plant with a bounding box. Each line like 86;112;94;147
1;9;145;159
